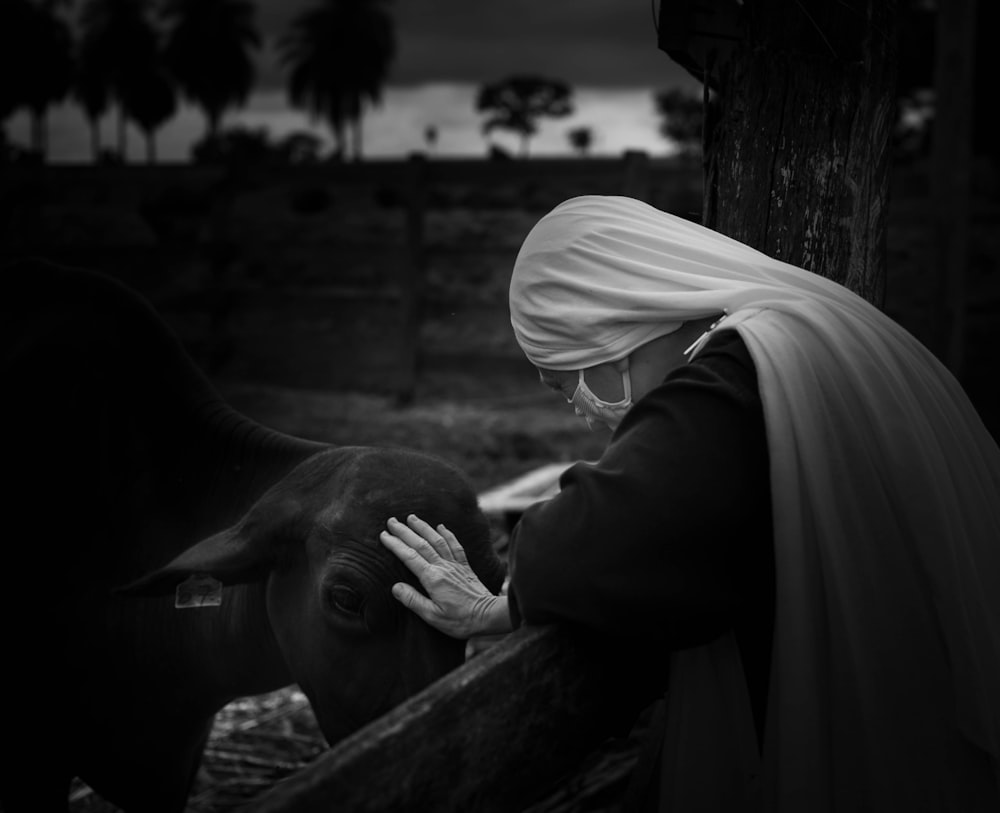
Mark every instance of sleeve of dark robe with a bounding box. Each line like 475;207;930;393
506;329;775;728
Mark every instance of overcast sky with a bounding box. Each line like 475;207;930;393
253;0;696;91
12;0;701;162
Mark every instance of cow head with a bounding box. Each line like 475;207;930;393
118;446;505;744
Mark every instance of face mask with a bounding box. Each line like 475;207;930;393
568;366;632;430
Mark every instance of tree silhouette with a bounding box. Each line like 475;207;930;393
78;0;163;160
125;66;177;163
0;0;36;140
1;0;75;159
279;0;396;161
161;0;260;141
74;40;111;161
476;75;573;157
653;88;706;157
567;125;593;156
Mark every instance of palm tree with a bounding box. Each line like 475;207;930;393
0;0;35;140
74;23;112;161
77;0;161;160
279;0;396;161
75;69;109;161
5;0;75;159
653;88;705;157
125;67;177;163
161;0;260;141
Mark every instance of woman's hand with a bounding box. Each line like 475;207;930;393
379;514;511;640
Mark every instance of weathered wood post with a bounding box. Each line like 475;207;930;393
930;0;976;376
243;625;641;812
397;153;427;405
661;0;898;308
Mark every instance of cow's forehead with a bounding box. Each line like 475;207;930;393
310;447;474;531
320;483;461;534
337;447;470;498
280;447;462;497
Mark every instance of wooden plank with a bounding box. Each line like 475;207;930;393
478;461;575;517
243;625;633;812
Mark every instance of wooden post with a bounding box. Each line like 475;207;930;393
621;150;651;202
930;0;976;376
397;153;426;405
702;0;897;308
243;625;643;812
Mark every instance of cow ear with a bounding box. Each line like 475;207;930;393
114;525;270;596
116;497;305;596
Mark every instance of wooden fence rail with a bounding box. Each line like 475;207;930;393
244;624;642;812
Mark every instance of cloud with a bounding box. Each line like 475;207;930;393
253;0;697;90
9;0;701;162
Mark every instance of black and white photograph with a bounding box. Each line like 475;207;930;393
2;1;998;811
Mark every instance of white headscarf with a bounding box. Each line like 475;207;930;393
510;194;823;370
510;195;1000;811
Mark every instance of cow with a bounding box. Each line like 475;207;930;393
0;259;506;813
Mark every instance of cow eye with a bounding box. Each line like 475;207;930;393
328;584;364;616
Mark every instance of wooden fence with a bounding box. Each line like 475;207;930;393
4;157;687;808
243;624;648;812
0;153;704;402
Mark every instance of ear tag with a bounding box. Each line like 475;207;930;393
175;573;223;609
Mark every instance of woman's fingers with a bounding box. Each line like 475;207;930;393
384;516;441;564
379;515;463;587
383;514;469;566
389;581;438;625
380;513;504;640
378;529;431;582
401;515;470;565
436;523;469;565
403;514;455;561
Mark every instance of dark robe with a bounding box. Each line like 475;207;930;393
507;329;776;743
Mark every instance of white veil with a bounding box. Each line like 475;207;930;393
510;195;1000;810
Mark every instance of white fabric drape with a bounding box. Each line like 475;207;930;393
509;195;1000;811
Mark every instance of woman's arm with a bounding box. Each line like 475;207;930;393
507;331;773;645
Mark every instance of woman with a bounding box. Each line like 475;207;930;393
380;195;1000;811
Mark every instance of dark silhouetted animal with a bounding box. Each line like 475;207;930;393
0;259;504;812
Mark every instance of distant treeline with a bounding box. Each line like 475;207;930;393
0;0;947;167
